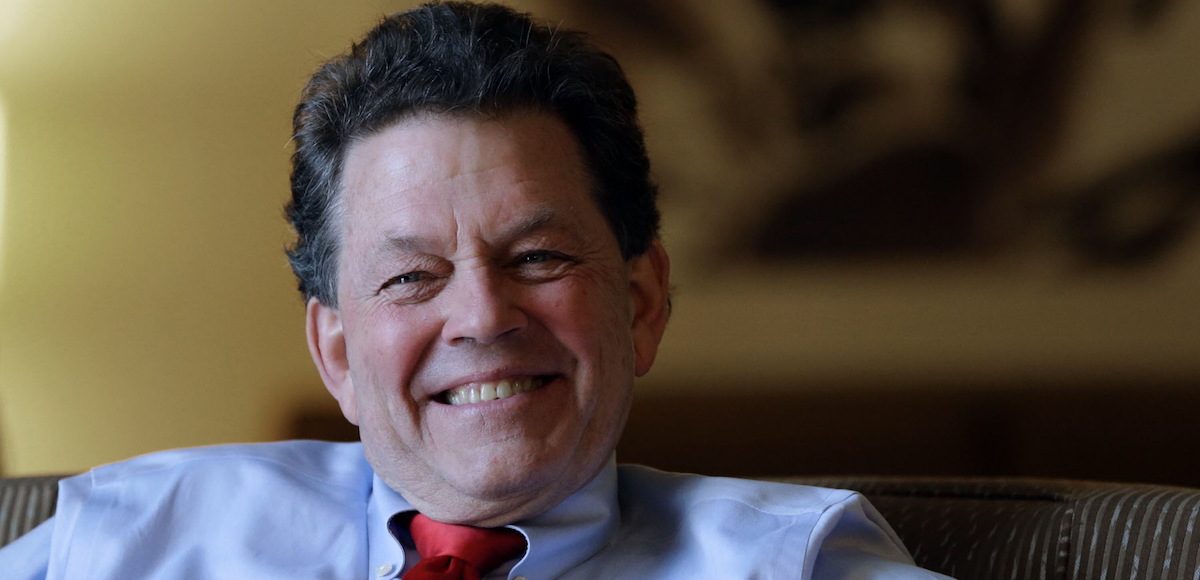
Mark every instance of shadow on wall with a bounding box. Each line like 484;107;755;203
616;380;1200;486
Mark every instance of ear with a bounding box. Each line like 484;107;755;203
628;239;671;377
306;298;359;425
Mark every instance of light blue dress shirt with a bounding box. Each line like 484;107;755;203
0;441;950;579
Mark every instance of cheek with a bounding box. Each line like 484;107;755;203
346;308;434;396
534;279;633;366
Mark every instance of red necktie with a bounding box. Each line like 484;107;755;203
403;514;527;580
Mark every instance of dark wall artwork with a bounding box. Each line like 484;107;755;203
565;0;1200;268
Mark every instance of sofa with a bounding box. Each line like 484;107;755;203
2;473;1198;578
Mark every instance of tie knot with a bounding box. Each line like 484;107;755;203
404;514;527;579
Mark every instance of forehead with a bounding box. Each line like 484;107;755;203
337;112;598;241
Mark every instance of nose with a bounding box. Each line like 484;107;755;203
440;265;527;345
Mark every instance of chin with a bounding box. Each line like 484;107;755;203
451;452;567;499
426;475;567;526
439;452;600;524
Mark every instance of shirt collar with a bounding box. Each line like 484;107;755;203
367;473;413;578
508;457;619;579
366;457;620;580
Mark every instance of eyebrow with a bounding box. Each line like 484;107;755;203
382;205;561;254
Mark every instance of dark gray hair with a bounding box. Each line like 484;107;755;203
286;1;659;305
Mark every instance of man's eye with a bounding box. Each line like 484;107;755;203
377;270;444;304
520;251;555;264
382;271;426;288
510;250;575;281
518;250;575;265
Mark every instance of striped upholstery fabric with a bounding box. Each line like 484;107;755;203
788;477;1200;579
0;475;60;548
1;474;1198;579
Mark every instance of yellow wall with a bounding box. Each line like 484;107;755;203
0;1;435;474
1;1;1198;476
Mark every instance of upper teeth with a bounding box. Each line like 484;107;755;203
444;377;542;406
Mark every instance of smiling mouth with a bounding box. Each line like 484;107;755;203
437;376;551;406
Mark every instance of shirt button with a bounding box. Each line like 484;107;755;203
376;563;397;577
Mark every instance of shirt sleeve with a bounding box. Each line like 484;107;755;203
809;493;956;579
0;518;53;580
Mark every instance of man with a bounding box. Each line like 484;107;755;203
0;2;948;578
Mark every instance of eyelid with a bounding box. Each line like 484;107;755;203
507;250;578;284
516;249;573;263
377;271;425;293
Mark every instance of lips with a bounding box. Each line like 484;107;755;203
438;376;549;406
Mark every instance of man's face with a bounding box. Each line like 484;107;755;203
306;112;669;526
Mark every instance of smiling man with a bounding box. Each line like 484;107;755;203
0;2;948;578
312;111;663;528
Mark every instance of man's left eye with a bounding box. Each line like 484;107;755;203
519;251;556;264
511;251;575;278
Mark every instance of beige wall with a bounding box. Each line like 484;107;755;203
1;1;1198;476
0;0;437;474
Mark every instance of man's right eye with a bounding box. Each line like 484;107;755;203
381;271;426;289
376;270;445;304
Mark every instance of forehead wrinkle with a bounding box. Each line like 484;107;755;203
382;234;435;255
379;204;562;259
499;205;558;242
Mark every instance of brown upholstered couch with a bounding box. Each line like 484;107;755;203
2;473;1198;578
